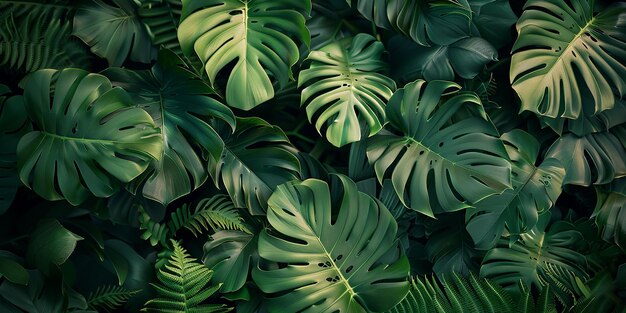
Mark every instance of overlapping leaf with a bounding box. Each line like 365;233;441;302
209;117;300;215
466;130;565;250
17;68;163;205
74;0;156;66
253;175;410;312
104;50;235;205
367;79;511;217
350;0;472;46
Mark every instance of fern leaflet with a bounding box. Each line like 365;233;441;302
142;240;231;313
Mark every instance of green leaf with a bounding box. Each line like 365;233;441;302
539;98;626;136
480;214;588;290
299;33;396;147
138;0;184;55
468;0;517;49
74;0;156;66
0;252;28;286
367;79;511;217
103;239;152;290
0;86;30;215
466;130;566;250
0;3;90;72
26;219;83;272
142;240;230;313
209;117;300;215
510;0;626;119
387;274;515;313
545;125;626;186
593;178;626;249
253;174;410;312
389;35;497;82
178;0;311;110
350;0;472;45
16;68;163;205
426;213;482;275
104;50;235;206
307;0;369;50
87;285;139;312
203;230;258;293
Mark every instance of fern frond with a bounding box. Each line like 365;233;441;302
168;195;250;237
87;285;139;312
389;274;518;313
142;240;231;313
138;206;171;247
0;1;89;72
138;0;182;54
138;0;204;74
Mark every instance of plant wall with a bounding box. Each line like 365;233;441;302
0;0;625;312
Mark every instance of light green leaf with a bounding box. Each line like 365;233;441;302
74;0;156;66
209;117;300;215
26;219;83;272
253;174;410;312
178;0;311;110
510;0;626;119
299;34;396;147
104;50;235;206
367;79;511;217
142;240;230;313
17;68;163;205
466;130;565;250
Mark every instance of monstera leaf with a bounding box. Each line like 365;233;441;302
253;174;409;312
468;0;517;49
178;0;311;110
466;130;565;250
367;79;511;217
0;86;30;214
74;0;156;66
299;34;396;147
16;68;163;205
510;0;626;119
426;212;482;275
593;178;626;249
350;0;471;46
203;230;258;293
104;50;235;206
389;35;498;83
546;125;626;186
307;0;370;50
480;214;588;290
209;117;300;215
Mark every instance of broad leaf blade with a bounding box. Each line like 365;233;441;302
367;79;511;217
17;68;163;205
253;174;410;312
299;34;396;147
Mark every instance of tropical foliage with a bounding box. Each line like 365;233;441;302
0;0;625;312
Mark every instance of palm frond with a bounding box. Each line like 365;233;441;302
87;285;139;312
0;1;89;72
142;240;231;313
